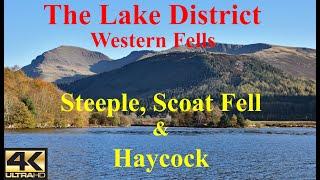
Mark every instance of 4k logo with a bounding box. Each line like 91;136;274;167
4;148;48;179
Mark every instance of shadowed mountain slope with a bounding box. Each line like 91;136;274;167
61;52;315;99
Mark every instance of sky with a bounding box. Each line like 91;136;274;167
4;0;316;67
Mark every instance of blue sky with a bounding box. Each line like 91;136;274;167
4;0;316;67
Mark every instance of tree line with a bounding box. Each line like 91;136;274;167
4;66;315;129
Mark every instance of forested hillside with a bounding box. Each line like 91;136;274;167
61;52;316;120
4;68;89;128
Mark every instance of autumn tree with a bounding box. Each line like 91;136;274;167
4;68;89;128
230;114;238;127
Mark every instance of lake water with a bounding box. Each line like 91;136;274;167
5;127;316;179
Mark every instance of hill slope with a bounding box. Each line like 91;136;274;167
4;68;89;128
165;43;316;80
90;50;155;73
250;46;316;80
60;52;316;120
61;52;315;99
21;46;111;83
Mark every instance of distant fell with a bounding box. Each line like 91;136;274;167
22;45;111;83
22;43;316;84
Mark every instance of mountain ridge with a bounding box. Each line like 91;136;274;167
21;43;316;84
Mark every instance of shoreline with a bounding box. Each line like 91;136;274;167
4;121;316;130
254;121;316;128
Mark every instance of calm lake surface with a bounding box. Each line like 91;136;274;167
5;127;316;180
